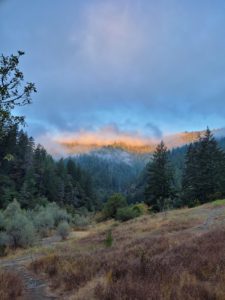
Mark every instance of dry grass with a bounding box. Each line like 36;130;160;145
30;202;225;299
0;270;23;300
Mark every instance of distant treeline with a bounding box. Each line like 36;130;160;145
0;126;99;210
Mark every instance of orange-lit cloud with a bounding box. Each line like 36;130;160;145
53;125;158;154
36;125;202;157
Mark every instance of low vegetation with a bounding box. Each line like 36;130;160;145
57;221;70;240
0;270;23;300
0;199;72;251
30;201;225;299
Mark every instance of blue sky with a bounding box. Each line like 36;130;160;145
1;0;225;146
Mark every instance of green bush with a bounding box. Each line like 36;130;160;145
132;203;148;215
116;206;141;222
0;200;36;248
57;221;70;240
5;213;36;248
3;199;21;219
48;203;70;226
0;200;75;249
73;214;90;228
32;203;70;236
33;209;54;237
103;193;127;219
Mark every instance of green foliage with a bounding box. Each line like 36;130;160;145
0;125;98;211
32;202;70;237
57;221;70;240
0;56;99;211
73;214;90;228
0;51;36;139
211;199;225;207
132;203;148;215
0;201;74;248
5;214;35;248
33;208;54;237
3;199;22;219
116;206;141;222
4;202;36;248
74;151;145;203
182;129;225;205
145;141;175;211
104;229;113;247
103;193;127;219
48;202;70;226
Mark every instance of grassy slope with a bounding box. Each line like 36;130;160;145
30;200;225;300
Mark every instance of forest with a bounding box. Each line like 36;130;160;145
1;52;225;216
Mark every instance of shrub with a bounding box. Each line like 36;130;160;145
48;203;70;226
3;199;21;219
57;221;70;240
5;213;36;248
132;203;148;215
103;194;127;219
116;206;140;222
73;214;90;228
33;209;54;237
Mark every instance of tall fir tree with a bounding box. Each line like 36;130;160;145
182;128;225;205
145;141;174;211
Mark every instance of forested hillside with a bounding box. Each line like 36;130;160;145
72;147;150;201
0;127;99;210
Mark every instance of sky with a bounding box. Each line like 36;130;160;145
1;0;225;151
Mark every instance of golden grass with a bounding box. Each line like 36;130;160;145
0;270;23;300
29;202;225;299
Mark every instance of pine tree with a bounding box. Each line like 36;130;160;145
182;128;225;205
145;141;174;211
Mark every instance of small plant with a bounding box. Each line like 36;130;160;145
57;221;70;240
104;229;113;247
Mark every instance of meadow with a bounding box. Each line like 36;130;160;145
1;200;224;299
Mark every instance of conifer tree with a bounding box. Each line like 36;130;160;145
182;128;225;205
145;141;174;211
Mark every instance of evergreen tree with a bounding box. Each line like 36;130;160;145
145;141;174;211
182;128;225;205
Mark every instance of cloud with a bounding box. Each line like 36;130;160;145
145;123;162;138
36;124;206;156
1;0;225;139
36;123;159;155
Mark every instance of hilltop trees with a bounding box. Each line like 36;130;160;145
145;141;175;211
182;128;225;205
